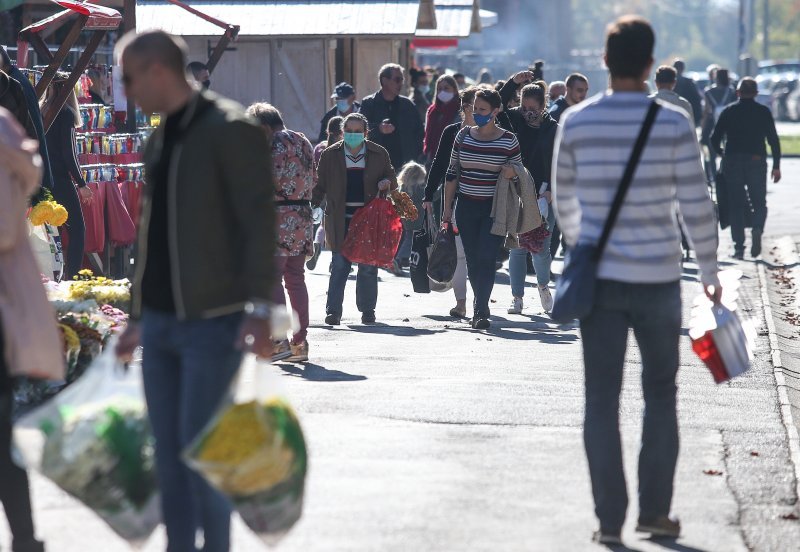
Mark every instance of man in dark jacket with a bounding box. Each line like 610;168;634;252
361;63;424;170
1;47;53;192
0;67;35;139
318;81;360;143
549;73;589;122
711;77;781;260
114;31;275;552
673;59;702;126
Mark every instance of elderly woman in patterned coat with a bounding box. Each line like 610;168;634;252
247;103;315;362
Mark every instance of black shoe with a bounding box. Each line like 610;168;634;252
361;311;376;324
12;539;45;552
471;317;490;329
751;229;763;258
733;249;744;260
306;243;321;270
324;313;340;326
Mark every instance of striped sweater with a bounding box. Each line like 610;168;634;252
446;128;522;199
553;92;719;286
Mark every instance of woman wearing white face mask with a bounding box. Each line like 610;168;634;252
423;74;460;167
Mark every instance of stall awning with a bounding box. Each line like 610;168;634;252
19;0;121;37
416;0;480;39
137;1;432;38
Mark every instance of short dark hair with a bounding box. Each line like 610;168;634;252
459;85;479;111
453;72;465;81
655;65;677;84
474;87;502;110
115;30;187;76
187;61;208;77
343;112;369;133
716;68;730;87
409;67;426;85
246;102;284;129
673;59;686;73
327;115;344;136
521;80;547;105
565;73;588;89
605;16;655;79
738;77;758;98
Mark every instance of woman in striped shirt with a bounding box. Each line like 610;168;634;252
442;87;522;329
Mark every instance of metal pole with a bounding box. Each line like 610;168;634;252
763;0;769;60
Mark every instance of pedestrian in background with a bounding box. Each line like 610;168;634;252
0;106;60;552
442;88;522;329
423;74;460;166
549;73;589;122
44;75;92;279
711;77;781;260
394;161;427;271
115;31;276;552
409;67;431;124
650;66;694;121
247;102;315;363
423;86;480;319
313;112;397;326
186;61;210;89
361;63;424;170
701;68;736;181
672;59;702;126
500;79;559;314
319;82;359;144
549;80;566;103
554;16;720;545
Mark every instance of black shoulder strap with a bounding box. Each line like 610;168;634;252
595;100;661;260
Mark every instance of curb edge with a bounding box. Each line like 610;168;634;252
758;241;800;509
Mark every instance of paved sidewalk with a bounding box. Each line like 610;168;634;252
5;160;800;550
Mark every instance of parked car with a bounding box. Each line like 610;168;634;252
757;60;800;120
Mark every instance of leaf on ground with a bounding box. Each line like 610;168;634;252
490;299;497;303
703;469;724;476
781;513;799;521
403;294;410;298
402;318;410;322
750;451;760;457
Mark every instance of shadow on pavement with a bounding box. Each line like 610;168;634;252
277;362;367;382
345;324;445;337
756;258;800;270
642;538;708;552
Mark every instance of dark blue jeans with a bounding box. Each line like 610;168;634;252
141;309;244;552
455;195;504;318
579;280;681;532
326;252;378;317
721;153;768;250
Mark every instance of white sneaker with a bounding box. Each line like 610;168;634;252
507;297;523;314
538;285;554;313
271;340;292;363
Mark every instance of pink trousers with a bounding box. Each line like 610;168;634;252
271;255;309;344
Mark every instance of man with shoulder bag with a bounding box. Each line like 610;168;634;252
553;16;720;546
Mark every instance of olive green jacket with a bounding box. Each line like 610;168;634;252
131;91;275;320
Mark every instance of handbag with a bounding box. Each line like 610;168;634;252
551;101;661;324
427;221;458;285
410;211;434;293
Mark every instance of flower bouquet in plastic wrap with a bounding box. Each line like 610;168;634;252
14;343;160;547
184;354;307;545
689;270;755;383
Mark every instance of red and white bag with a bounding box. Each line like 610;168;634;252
690;301;754;384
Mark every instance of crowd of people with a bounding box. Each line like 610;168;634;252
0;9;786;550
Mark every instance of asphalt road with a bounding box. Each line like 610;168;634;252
4;164;800;552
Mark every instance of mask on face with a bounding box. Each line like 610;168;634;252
336;99;350;113
202;80;211;90
437;90;455;103
417;84;430;96
523;108;544;127
473;113;493;127
343;132;365;149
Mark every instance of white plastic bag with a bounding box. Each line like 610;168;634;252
14;342;160;546
689;270;755;383
183;354;307;545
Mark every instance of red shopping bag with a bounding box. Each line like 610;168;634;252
104;181;136;246
80;182;106;254
341;197;403;268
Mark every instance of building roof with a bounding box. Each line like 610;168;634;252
416;0;479;38
136;0;434;38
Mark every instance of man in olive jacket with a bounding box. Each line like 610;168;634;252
313;112;397;326
114;31;274;552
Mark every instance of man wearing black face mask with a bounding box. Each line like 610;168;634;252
187;61;211;89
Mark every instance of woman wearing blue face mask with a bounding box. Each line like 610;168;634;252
312;113;398;326
442;87;522;329
318;82;361;143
